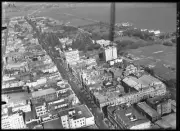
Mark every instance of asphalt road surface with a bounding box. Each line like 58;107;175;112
26;18;109;129
51;53;109;129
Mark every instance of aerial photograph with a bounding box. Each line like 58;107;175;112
1;2;176;129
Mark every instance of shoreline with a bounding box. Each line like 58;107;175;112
4;3;175;33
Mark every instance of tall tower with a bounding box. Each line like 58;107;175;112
109;3;116;61
109;3;116;42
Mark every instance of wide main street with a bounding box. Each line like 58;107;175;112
25;18;109;129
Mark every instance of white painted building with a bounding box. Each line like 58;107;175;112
60;105;95;129
35;103;48;117
1;115;11;129
2;112;26;129
65;49;80;65
96;39;111;47
104;46;117;62
12;104;31;113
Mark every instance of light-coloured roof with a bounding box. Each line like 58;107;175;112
162;113;176;129
32;88;56;98
138;75;161;86
6;62;26;69
155;120;172;129
58;104;93;120
123;75;162;90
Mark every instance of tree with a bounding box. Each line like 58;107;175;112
93;44;101;50
163;41;173;46
144;67;154;76
171;38;176;44
165;79;176;89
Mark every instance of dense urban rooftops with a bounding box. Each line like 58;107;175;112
4;92;31;103
59;104;93;120
137;102;159;118
108;105;150;129
31;88;56;98
43;118;63;129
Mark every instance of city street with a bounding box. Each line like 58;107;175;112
52;57;109;129
25;18;109;129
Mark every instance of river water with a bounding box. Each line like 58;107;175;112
37;3;176;32
7;2;176;32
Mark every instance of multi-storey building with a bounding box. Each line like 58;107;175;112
9;112;27;129
31;88;57;104
107;104;151;129
102;46;117;62
136;102;161;122
11;100;31;113
34;102;48;117
59;105;95;129
2;111;26;129
146;94;172;116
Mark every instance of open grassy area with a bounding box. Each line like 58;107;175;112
128;44;176;68
128;44;176;100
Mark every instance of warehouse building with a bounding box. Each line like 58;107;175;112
122;74;165;92
136;102;161;122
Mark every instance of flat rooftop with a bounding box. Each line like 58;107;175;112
6;92;31;103
146;93;170;105
161;113;176;129
81;124;98;129
6;62;27;69
43;118;63;129
31;88;56;98
26;121;39;129
25;111;35;121
58;104;93;120
94;90;121;104
155;119;172;129
108;105;150;129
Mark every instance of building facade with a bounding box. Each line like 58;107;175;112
35;102;48;117
104;46;117;62
60;105;95;129
2;112;26;129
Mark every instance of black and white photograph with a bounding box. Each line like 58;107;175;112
1;2;177;129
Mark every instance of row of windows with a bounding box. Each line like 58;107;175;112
37;111;47;116
74;119;84;123
69;121;85;128
54;104;67;109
